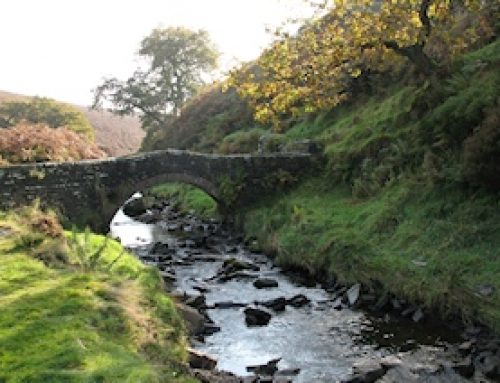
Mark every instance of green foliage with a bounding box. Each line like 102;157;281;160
0;208;195;382
218;168;247;206
150;183;218;219
93;26;219;131
68;228;124;272
0;97;94;141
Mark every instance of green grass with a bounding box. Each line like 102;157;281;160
240;176;500;332
0;206;196;383
150;183;218;219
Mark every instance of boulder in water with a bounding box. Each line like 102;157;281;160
244;307;272;327
253;278;279;289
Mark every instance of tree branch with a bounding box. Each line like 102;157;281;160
419;0;432;37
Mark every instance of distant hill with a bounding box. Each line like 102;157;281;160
0;90;144;157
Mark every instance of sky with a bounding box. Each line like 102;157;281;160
0;0;313;106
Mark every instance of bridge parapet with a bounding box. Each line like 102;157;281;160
0;149;316;231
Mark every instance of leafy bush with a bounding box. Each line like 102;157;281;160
0;96;95;141
0;123;105;164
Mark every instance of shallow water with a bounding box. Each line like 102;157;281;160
111;206;467;382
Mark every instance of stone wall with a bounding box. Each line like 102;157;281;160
0;149;314;231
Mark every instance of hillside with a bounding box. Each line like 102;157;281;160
0;90;144;156
144;38;500;333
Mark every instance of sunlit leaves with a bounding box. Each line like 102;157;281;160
230;0;496;129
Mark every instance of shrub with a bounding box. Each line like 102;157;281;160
0;123;105;164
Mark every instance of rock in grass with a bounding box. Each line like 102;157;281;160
244;307;272;326
253;278;279;289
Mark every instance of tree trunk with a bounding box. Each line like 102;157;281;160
384;41;436;76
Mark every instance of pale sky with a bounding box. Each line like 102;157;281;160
0;0;313;106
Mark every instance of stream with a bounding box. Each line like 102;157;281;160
110;198;497;382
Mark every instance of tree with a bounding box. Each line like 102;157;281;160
0;97;94;141
93;27;219;131
230;0;497;129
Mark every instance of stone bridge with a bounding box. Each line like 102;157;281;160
0;149;315;231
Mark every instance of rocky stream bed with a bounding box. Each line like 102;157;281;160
111;197;500;382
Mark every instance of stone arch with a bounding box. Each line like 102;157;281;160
132;173;220;202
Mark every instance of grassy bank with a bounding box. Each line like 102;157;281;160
0;205;196;383
239;176;500;331
150;183;218;219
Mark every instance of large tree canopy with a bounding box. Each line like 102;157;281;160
230;0;497;129
93;27;218;131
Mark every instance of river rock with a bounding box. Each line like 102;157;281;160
253;278;279;289
150;242;172;255
458;340;475;354
476;353;500;378
160;271;176;282
123;197;147;217
201;324;221;336
214;301;247;309
192;369;242;383
175;302;205;334
276;368;300;376
376;366;418;382
186;295;207;310
412;308;424;323
188;348;217;370
244;307;272;326
219;271;259;283
260;297;287;312
452;356;474;378
346;284;361;306
223;258;260;273
287;294;310;308
246;357;281;375
332;297;343;310
347;359;385;383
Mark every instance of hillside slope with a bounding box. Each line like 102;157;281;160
145;40;500;332
0;90;144;156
